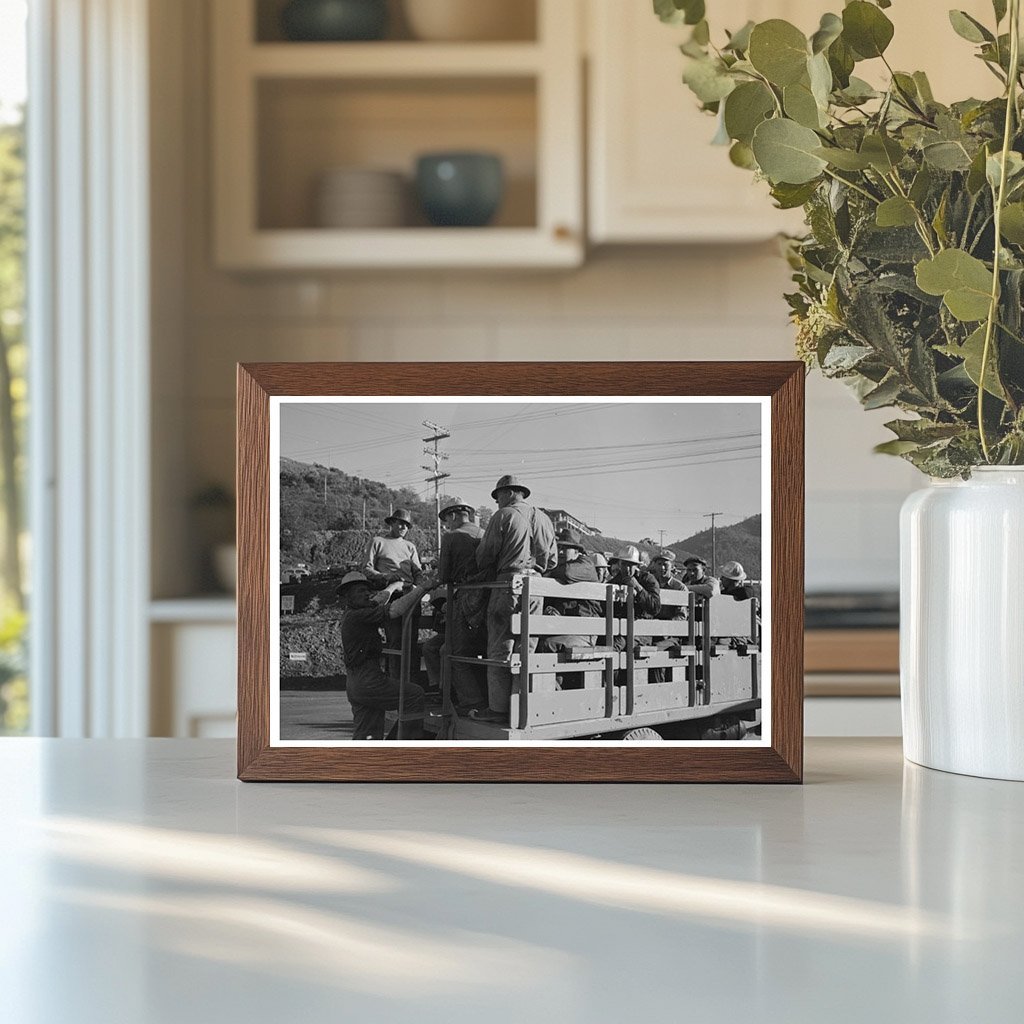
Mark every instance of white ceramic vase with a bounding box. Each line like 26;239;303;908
900;467;1024;780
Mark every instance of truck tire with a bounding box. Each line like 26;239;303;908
622;727;663;741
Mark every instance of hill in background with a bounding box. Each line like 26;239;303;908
280;456;760;579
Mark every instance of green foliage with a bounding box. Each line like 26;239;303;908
661;0;1024;476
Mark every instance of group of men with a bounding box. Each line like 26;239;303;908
333;474;755;739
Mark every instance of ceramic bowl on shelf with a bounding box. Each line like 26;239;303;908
403;0;535;42
414;152;504;227
315;167;407;228
280;0;388;42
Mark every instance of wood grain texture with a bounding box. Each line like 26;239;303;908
236;361;805;783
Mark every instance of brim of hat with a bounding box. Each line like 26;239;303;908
384;517;412;525
491;485;530;499
439;506;474;519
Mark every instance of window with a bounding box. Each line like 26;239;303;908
0;0;28;734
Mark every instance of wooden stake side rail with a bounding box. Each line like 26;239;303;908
410;574;762;741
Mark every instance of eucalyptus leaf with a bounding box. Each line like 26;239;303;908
729;140;757;169
752;118;828;184
724;81;775;144
842;1;895;59
993;0;1008;24
810;13;843;54
653;0;705;26
683;57;737;104
915;250;994;322
876;197;918;228
1000;203;1024;245
770;180;820;209
827;35;856;89
748;20;809;87
939;326;1006;398
724;20;755;53
814;146;872;170
860;133;904;173
948;10;994;44
808;52;833;109
922;140;973;171
874;439;922;455
784;81;825;129
913;71;935;104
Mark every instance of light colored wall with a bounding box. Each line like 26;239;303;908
155;0;920;598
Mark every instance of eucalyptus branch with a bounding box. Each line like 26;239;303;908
822;167;881;205
978;0;1021;461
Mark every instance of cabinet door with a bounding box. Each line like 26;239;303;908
588;0;812;243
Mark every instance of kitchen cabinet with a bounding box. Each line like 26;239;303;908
586;0;999;244
211;0;583;269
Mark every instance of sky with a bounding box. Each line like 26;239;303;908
279;399;763;545
0;1;26;124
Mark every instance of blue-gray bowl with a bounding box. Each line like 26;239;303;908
281;0;388;42
415;152;505;228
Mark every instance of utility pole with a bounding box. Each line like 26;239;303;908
658;529;666;549
323;470;328;507
703;512;724;571
422;420;451;552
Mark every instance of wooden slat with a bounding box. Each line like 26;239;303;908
804;629;899;674
511;614;607;634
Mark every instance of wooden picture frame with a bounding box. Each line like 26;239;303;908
237;362;804;782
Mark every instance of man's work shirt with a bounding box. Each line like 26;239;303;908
438;522;485;585
683;574;721;599
653;574;688;620
365;536;422;586
545;558;601;618
476;499;557;578
341;604;389;690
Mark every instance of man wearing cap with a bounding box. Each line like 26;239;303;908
681;555;721;598
433;497;487;711
538;529;601;680
720;561;755;601
650;550;686;591
473;474;557;723
365;508;423;678
336;570;435;740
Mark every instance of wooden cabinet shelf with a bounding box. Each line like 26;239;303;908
212;0;582;269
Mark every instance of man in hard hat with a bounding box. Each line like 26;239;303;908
720;561;755;601
609;545;661;683
590;551;611;584
472;474;557;723
432;497;487;712
681;555;720;598
336;570;435;740
364;508;424;678
538;528;601;684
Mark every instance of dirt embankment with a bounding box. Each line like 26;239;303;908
280;615;346;681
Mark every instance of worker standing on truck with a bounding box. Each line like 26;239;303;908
435;497;488;713
336;570;434;740
472;474;557;724
538;529;601;685
364;508;423;678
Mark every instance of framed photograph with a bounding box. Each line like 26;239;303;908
237;362;803;782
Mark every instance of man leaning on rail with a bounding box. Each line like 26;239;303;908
470;474;557;724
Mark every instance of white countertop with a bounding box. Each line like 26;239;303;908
1;738;1020;1023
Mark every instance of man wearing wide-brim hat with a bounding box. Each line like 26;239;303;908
335;570;435;740
472;474;557;723
681;554;721;598
425;497;488;711
364;507;424;678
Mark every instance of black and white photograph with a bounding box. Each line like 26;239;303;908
269;397;769;745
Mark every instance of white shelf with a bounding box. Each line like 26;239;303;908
250;42;544;78
218;226;581;270
149;597;237;624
